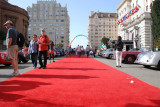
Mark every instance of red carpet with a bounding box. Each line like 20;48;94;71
0;55;160;107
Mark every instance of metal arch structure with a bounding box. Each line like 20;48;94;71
69;34;92;47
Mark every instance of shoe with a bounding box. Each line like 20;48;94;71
38;66;43;69
43;67;46;69
11;71;20;76
119;66;121;67
53;61;55;62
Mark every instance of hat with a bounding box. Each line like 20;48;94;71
41;29;45;32
3;20;13;26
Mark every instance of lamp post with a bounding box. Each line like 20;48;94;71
134;35;139;49
134;26;139;49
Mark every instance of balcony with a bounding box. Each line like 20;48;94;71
122;12;151;30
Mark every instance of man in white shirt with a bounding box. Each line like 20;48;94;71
86;45;90;58
76;45;81;58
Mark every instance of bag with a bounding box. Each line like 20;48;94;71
17;33;25;48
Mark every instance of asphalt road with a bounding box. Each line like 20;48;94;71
93;56;160;88
0;55;160;88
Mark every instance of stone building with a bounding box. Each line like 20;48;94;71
27;0;70;49
88;11;118;50
0;0;29;49
117;0;154;50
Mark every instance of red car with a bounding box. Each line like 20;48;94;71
18;48;30;64
114;47;152;64
0;51;11;66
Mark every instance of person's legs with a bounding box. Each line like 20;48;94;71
119;51;122;66
116;51;119;66
9;45;19;76
39;51;43;68
31;53;34;66
43;50;47;68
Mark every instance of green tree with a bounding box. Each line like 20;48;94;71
101;36;110;48
56;43;63;49
151;0;160;49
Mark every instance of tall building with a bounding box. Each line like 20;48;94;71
88;11;118;50
117;0;154;49
27;0;70;49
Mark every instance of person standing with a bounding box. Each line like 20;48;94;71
86;45;90;58
28;34;38;68
49;41;55;62
4;20;19;76
37;29;50;69
93;47;97;57
115;36;123;67
76;45;81;58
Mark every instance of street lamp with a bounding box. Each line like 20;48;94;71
134;34;139;49
134;26;139;49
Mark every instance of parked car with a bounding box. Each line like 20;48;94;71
135;51;160;69
98;50;107;57
102;48;115;59
114;47;152;64
18;49;30;64
0;51;11;66
54;49;60;57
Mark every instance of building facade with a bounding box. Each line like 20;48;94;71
117;0;154;50
88;11;118;50
27;0;70;49
0;0;29;49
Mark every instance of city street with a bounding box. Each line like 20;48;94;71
0;55;160;88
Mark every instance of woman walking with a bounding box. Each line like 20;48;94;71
28;34;38;68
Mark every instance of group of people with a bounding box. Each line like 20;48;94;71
4;20;52;76
28;29;53;70
4;19;123;76
76;45;90;58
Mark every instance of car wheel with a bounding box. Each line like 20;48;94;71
124;55;135;64
18;56;22;64
143;65;150;68
157;61;160;69
109;54;113;59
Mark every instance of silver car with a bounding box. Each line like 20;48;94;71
135;51;160;69
102;48;115;59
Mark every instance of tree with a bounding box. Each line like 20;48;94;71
56;43;63;49
101;36;110;48
151;0;160;49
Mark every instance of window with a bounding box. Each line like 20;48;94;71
61;20;64;22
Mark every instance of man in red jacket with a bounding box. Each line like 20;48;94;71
37;29;50;69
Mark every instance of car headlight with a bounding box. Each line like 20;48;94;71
1;54;4;59
149;54;154;59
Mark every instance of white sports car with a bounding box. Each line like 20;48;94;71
101;48;115;59
135;51;160;69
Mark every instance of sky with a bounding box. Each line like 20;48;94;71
9;0;121;48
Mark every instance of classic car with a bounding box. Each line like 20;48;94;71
135;51;160;69
18;49;30;64
102;48;115;59
114;47;152;64
0;51;11;66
